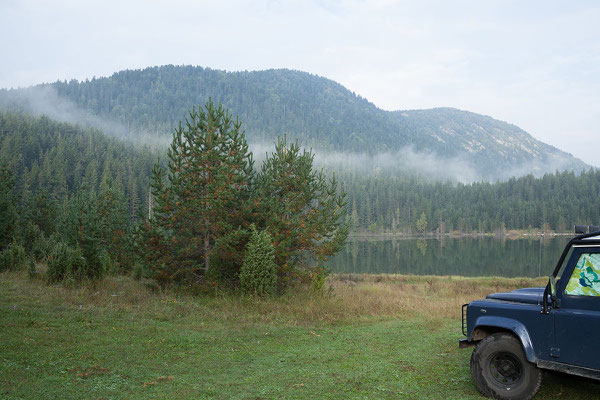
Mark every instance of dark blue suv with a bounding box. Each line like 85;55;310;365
460;227;600;400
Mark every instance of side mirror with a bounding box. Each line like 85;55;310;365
542;275;558;315
549;275;557;300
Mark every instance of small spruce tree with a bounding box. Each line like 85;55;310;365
240;226;276;296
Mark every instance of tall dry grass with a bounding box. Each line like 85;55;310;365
1;271;546;326
329;274;545;320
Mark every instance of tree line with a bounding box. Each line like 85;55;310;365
0;106;348;293
339;168;600;234
0;112;155;281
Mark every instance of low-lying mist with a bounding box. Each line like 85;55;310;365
249;143;480;183
251;143;583;183
0;85;171;148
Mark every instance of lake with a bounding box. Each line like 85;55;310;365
328;236;572;277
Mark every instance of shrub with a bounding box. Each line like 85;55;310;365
100;250;118;276
310;264;330;295
0;241;26;272
132;261;149;280
240;226;277;296
26;257;39;279
46;241;87;283
17;222;42;254
80;239;103;281
31;234;50;261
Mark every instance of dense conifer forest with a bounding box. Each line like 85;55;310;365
2;111;598;244
340;168;600;233
0;112;155;216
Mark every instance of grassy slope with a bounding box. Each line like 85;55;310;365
2;273;599;399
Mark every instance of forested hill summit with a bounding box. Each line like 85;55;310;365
0;65;589;181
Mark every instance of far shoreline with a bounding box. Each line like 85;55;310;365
348;229;573;240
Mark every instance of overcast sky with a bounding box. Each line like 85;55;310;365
1;0;598;166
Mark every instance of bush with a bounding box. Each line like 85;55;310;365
46;241;87;283
80;239;103;281
31;234;50;261
132;261;150;280
26;257;39;279
17;222;42;254
240;226;277;296
100;250;118;276
0;241;26;272
310;264;330;295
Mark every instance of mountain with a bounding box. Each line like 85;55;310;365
0;65;589;181
393;108;588;179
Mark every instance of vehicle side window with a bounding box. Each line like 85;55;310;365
565;253;600;296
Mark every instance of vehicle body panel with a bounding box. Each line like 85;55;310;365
464;299;552;363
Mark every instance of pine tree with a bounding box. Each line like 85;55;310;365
142;100;254;283
256;136;348;286
416;211;428;233
350;200;360;231
57;184;103;280
21;189;57;237
98;180;132;272
0;160;18;249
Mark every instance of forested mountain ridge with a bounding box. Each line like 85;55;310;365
0;65;588;181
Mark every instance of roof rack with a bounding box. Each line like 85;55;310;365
574;225;600;234
550;226;600;277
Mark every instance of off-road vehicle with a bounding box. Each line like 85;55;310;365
460;226;600;399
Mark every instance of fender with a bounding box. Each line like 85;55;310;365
473;316;537;363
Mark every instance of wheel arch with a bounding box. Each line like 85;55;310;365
472;316;537;363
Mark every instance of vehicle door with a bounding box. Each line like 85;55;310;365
554;247;600;369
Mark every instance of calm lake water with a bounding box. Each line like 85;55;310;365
328;236;572;277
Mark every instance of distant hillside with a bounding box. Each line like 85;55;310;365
393;108;588;179
0;65;589;181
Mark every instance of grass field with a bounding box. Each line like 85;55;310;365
2;272;599;399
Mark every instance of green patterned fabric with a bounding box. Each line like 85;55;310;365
565;253;600;296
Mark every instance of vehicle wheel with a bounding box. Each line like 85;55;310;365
470;332;542;400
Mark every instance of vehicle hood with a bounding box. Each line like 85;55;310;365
485;287;545;305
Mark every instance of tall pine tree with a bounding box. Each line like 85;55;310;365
142;100;254;283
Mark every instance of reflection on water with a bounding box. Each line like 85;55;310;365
329;236;571;277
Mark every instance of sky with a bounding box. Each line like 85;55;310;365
1;0;598;166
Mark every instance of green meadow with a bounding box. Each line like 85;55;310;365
2;272;599;399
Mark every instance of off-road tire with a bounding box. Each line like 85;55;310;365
470;332;542;400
